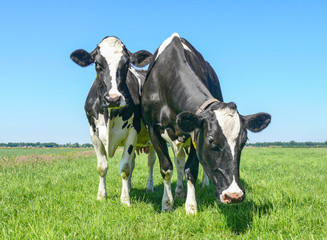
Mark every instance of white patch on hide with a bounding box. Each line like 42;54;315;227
155;33;180;60
182;42;192;53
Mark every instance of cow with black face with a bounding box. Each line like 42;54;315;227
70;36;155;206
142;33;271;214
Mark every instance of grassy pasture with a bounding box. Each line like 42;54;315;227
0;147;326;239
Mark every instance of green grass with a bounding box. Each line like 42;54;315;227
0;148;326;239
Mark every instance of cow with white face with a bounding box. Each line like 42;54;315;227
142;33;271;214
70;36;155;206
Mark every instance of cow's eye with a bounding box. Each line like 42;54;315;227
95;62;103;71
207;137;221;151
207;137;214;144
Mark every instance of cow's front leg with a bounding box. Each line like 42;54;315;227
184;145;199;215
90;128;108;201
146;146;156;192
149;125;174;212
119;130;138;206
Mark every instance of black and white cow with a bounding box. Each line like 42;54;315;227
142;33;271;214
70;36;155;206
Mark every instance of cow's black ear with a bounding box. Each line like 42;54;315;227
243;112;271;132
176;111;202;133
70;49;94;67
130;50;153;68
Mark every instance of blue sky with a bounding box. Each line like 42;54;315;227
0;1;326;144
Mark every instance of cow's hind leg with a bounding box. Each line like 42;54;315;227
90;129;108;201
146;146;156;192
174;145;186;198
149;125;174;212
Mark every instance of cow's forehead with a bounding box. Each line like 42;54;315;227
98;37;125;61
214;108;241;157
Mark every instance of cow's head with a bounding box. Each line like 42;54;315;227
70;36;152;108
177;102;271;204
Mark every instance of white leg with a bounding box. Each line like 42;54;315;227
119;130;138;206
162;170;174;212
202;169;210;188
146;146;156;192
90;129;108;201
185;180;197;215
174;147;186;198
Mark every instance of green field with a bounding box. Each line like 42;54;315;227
0;147;326;239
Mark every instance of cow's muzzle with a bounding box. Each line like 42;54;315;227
103;93;122;108
220;191;244;204
216;183;245;204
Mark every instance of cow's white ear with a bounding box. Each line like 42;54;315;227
130;50;153;68
70;49;94;67
176;111;202;133
243;112;271;132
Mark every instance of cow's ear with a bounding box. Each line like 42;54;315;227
243;112;271;132
176;111;202;133
70;49;94;67
130;50;153;68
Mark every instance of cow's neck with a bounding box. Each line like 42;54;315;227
173;78;214;114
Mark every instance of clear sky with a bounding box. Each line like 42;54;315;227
0;1;326;144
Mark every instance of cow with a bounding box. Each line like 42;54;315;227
70;36;155;206
141;33;271;214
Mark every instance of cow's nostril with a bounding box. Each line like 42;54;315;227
222;193;231;204
104;94;110;102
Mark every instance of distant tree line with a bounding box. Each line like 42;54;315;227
0;142;93;148
246;141;327;148
1;141;327;149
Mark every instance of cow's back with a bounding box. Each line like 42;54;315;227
180;38;223;102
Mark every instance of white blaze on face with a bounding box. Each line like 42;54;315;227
214;108;241;158
155;33;180;60
215;108;243;201
98;37;126;104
